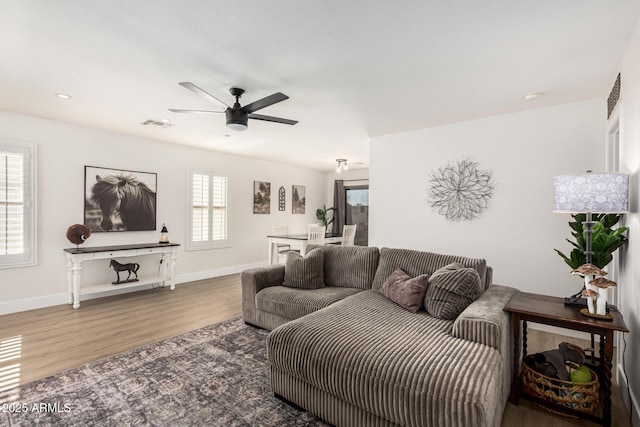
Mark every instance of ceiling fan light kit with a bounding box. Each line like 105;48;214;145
170;82;297;131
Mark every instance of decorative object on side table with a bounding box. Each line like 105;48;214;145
159;223;169;244
109;259;140;284
580;276;617;320
66;224;91;247
571;263;613;317
553;171;629;307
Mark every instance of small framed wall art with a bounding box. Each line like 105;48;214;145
292;185;306;214
253;181;271;214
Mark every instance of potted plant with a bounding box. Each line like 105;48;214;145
316;205;336;228
554;213;628;269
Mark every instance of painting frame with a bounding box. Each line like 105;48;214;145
292;184;306;214
253;181;271;214
84;166;157;232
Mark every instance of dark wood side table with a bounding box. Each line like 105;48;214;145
504;292;629;427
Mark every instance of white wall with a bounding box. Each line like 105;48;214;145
615;14;640;425
0;111;326;314
370;99;604;297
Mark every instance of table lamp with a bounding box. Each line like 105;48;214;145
553;171;629;306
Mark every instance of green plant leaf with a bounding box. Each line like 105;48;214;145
554;249;572;266
569;249;586;269
601;214;620;228
556;213;628;271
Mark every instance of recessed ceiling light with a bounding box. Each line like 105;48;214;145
55;93;72;99
524;92;541;101
159;119;172;124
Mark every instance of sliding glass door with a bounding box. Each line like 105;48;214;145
345;186;368;246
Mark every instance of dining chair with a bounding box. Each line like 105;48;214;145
272;225;299;264
341;224;357;246
307;225;326;246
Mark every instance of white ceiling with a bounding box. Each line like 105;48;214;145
1;1;639;171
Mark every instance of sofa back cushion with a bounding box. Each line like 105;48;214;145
371;247;489;291
305;244;379;289
424;262;481;320
283;248;325;289
380;268;430;313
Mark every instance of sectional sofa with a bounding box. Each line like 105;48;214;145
241;244;516;427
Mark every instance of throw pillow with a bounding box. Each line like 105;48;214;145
283;248;325;289
424;262;481;320
380;268;430;313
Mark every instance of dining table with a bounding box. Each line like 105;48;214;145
267;232;343;265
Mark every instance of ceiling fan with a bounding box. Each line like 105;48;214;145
169;82;298;131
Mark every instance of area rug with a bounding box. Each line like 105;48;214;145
0;318;329;426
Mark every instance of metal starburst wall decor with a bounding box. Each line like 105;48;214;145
428;159;495;222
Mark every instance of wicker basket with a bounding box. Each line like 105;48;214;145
521;361;600;416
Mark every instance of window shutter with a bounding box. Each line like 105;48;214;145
187;170;229;250
211;175;228;241
0;141;36;268
191;173;209;242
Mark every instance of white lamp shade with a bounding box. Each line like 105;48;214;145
553;173;629;213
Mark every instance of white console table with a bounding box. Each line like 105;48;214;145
64;243;180;309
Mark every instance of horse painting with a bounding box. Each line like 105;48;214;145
109;259;140;283
90;173;156;231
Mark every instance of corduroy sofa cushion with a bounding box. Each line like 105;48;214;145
306;244;379;289
283;248;325;289
424;262;481;320
267;290;503;427
256;285;363;320
371;247;489;291
380;268;429;313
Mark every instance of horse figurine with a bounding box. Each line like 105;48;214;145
91;173;156;231
109;259;140;283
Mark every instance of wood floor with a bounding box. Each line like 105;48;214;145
0;274;632;426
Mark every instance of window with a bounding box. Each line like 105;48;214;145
0;140;36;268
187;169;229;250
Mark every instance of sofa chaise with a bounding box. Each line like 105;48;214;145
241;245;516;427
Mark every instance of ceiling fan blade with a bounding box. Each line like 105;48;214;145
241;92;289;114
178;82;230;108
249;113;298;125
169;108;224;114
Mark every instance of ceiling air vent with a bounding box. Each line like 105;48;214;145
607;73;621;120
140;119;174;128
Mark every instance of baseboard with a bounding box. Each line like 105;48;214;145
0;292;70;316
0;261;268;316
618;364;640;426
175;261;266;284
